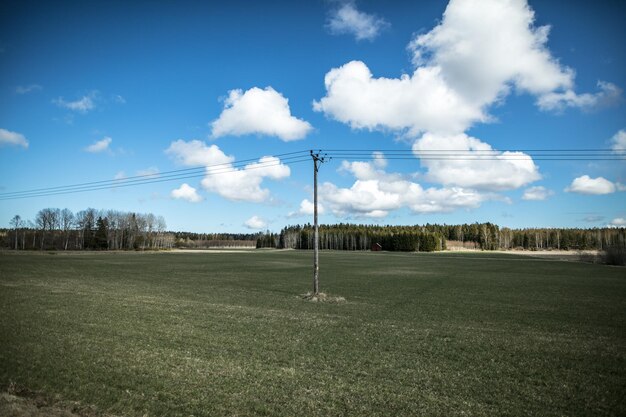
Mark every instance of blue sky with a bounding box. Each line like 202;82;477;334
1;0;624;232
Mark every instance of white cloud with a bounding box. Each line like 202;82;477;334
408;0;574;107
320;155;497;218
166;140;290;202
54;92;97;113
610;129;626;152
314;0;620;196
413;132;540;191
327;2;389;41
201;156;290;202
317;0;610;137
522;186;554;201
289;199;325;217
171;183;203;203
244;215;267;230
565;175;617;195
537;81;622;112
166;139;234;166
0;128;28;148
84;137;112;153
15;84;42;94
211;87;312;141
313;60;483;136
609;218;626;227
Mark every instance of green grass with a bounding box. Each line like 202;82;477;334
0;250;625;416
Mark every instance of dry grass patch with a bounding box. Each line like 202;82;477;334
300;292;346;303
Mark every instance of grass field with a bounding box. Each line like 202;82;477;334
1;250;625;416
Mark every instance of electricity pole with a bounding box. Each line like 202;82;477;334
311;150;326;295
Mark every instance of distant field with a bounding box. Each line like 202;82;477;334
1;251;624;416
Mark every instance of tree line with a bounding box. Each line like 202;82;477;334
255;223;626;252
258;224;447;252
5;208;174;251
173;232;260;248
4;212;625;254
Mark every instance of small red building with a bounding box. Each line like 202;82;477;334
371;242;382;251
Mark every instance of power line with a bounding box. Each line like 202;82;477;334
0;150;310;198
1;148;622;200
0;154;311;200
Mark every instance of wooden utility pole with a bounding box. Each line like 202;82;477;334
311;150;326;295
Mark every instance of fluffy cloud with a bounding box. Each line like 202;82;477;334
326;2;389;41
244;215;267;230
166;140;290;202
84;137;112;153
609;218;626;227
408;0;575;106
290;199;326;217
54;92;97;113
537;81;622;112
314;0;620;202
299;199;317;215
211;87;312;141
413;133;540;191
565;175;617;195
317;0;613;137
610;129;626;152
166;139;234;166
171;183;203;203
313;61;483;136
201;156;290;202
522;186;554;201
0;128;28;148
320;154;497;218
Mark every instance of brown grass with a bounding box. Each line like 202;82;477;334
300;292;346;303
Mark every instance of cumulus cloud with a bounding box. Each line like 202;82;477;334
610;129;626;152
317;0;609;137
244;215;267;230
84;137;112;153
327;2;389;41
54;92;97;113
289;199;326;217
313;61;483;136
211;87;312;141
166;139;234;166
408;0;575;108
320;154;498;218
537;81;622;112
15;84;42;94
522;186;554;201
171;183;203;203
166;140;290;202
413;133;540;191
0;128;28;148
565;175;617;195
313;0;620;207
609;218;626;227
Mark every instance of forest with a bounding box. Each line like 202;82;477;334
4;208;174;251
2;208;625;254
1;208;266;251
256;223;626;253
